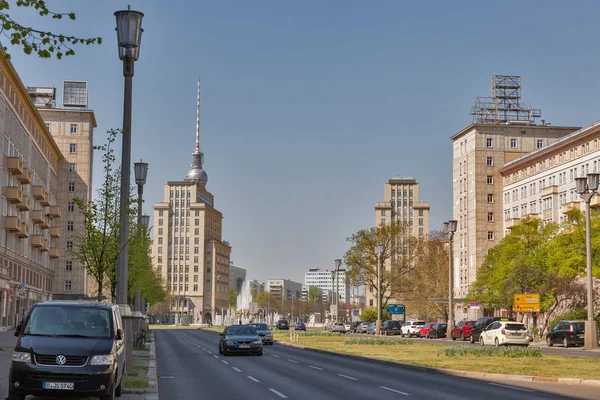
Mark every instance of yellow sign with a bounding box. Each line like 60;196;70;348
513;293;540;313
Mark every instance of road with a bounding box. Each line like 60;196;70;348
155;329;600;400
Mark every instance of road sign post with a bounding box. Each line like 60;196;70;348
513;294;540;313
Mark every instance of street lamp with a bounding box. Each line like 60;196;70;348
444;220;457;340
133;160;148;312
334;259;342;322
575;173;599;349
375;244;384;336
140;214;150;314
115;6;144;306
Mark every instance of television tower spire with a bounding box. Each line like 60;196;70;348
185;78;208;184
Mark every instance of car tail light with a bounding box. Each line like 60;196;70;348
411;325;416;328
567;326;574;334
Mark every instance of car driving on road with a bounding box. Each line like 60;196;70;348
247;323;273;345
219;325;263;356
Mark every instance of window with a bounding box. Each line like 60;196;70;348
487;231;494;240
380;218;386;225
486;156;493;166
45;123;50;131
68;163;76;173
369;299;373;306
510;138;517;148
488;212;494;222
193;284;198;292
158;237;163;245
159;210;164;216
158;247;163;254
418;218;423;226
195;210;200;217
70;124;78;134
158;219;163;226
418;228;424;235
486;138;493;148
195;219;200;226
380;210;385;216
64;281;72;291
418;209;424;216
69;143;77;153
487;194;494;203
67;221;74;231
65;261;72;271
68;182;75;192
537;139;543;149
67;202;74;212
66;241;73;252
194;228;199;235
487;175;493;184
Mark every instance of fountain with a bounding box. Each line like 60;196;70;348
235;280;253;324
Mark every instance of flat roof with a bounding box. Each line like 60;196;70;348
451;123;581;141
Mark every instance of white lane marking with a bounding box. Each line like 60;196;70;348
269;388;288;398
337;373;358;381
247;376;260;383
222;360;229;365
159;376;174;379
288;359;299;363
488;383;535;393
233;367;242;372
308;365;323;370
213;355;219;359
380;386;410;395
271;354;280;358
207;351;212;354
202;348;206;350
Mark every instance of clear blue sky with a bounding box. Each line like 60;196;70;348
9;1;600;284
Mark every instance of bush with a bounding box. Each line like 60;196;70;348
297;332;342;337
344;337;413;345
360;307;389;322
441;346;541;358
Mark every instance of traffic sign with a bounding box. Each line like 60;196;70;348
386;304;405;314
352;309;359;316
469;301;480;310
513;293;540;313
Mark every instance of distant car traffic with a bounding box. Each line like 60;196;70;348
219;325;263;356
276;319;289;330
294;322;306;331
331;322;346;333
247;322;273;345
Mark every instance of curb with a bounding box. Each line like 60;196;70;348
278;342;600;387
146;330;159;400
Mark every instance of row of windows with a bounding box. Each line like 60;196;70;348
170;190;192;198
390;189;414;197
46;123;80;135
485;137;544;150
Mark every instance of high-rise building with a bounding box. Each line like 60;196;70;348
452;76;579;319
229;262;246;293
27;84;96;300
301;285;324;302
248;279;264;296
151;80;231;324
375;177;430;237
304;269;349;303
266;279;302;301
0;54;63;328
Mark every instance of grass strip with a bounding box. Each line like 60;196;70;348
123;375;149;389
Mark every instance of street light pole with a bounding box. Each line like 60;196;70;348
134;160;148;312
334;259;341;322
444;220;457;339
375;244;383;336
115;7;144;306
576;174;599;349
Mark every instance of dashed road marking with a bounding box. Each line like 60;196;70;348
207;351;212;354
288;359;299;363
222;360;229;365
233;367;242;372
247;376;260;383
213;355;219;359
488;383;535;393
271;354;280;358
269;388;288;398
337;373;358;381
380;386;410;395
308;365;323;370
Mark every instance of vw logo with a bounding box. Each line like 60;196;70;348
56;355;66;365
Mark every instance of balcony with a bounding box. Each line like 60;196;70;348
49;227;60;238
40;191;51;206
49;247;59;259
16;196;30;211
49;206;61;218
561;201;581;213
6;157;23;175
40;239;49;252
590;194;600;209
30;235;43;248
31;186;45;200
5;186;23;204
16;223;29;238
5;216;21;232
505;218;521;230
39;216;50;229
541;185;559;197
30;210;45;225
16;168;31;184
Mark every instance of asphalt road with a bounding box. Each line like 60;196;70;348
155;329;600;400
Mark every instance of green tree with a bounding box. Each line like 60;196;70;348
0;0;101;59
307;287;320;305
360;306;388;323
229;287;238;309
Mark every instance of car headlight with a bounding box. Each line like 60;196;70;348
12;351;30;363
252;340;262;345
266;334;273;338
225;340;236;345
90;355;114;365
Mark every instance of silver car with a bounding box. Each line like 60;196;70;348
247;323;273;345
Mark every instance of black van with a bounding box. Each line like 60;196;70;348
9;301;125;400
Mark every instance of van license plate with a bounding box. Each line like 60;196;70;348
43;382;74;390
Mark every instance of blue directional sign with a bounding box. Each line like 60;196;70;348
19;283;25;289
386;304;405;314
352;309;359;316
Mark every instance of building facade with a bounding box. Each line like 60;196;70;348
0;55;62;328
501;121;600;230
301;285;324;302
229;263;246;293
266;279;302;301
304;268;349;303
28;87;96;300
248;279;264;296
375;177;430;237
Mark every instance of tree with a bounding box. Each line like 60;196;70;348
0;0;101;59
229;287;238;309
307;287;320;305
345;222;415;317
360;306;388;323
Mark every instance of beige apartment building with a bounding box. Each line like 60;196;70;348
0;55;62;329
28;86;96;300
501;120;600;230
152;122;231;324
369;177;430;308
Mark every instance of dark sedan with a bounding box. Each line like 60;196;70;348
219;325;263;356
429;323;448;339
247;323;273;345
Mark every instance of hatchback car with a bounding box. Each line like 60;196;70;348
546;320;585;347
219;325;263;356
247;323;273;345
429;323;448;339
276;319;289;330
469;316;514;344
419;323;432;338
9;301;125;400
294;322;306;331
382;320;402;335
479;321;530;346
331;322;346;333
451;320;475;341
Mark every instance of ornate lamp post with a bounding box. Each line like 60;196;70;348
375;244;384;336
444;220;457;339
134;160;148;312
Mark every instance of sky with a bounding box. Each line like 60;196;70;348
8;1;600;284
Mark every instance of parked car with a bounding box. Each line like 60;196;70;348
357;322;370;334
219;325;263;356
294;322;306;331
419;323;433;338
247;322;273;345
429;323;448;339
366;322;376;335
344;322;352;333
469;317;514;344
479;321;530;347
331;322;346;333
351;321;362;333
451;320;475;341
401;320;426;337
381;320;402;336
276;319;289;330
10;301;125;400
546;320;585;348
